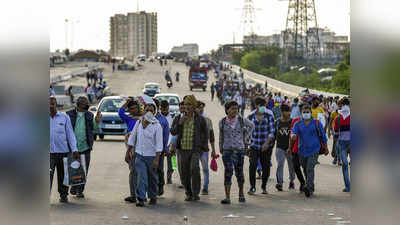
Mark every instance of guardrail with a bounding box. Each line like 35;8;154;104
225;63;347;98
50;65;102;85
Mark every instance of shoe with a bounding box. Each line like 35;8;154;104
261;188;268;194
275;184;283;192
304;187;311;198
59;196;68;203
201;189;208;195
342;188;350;193
70;189;77;195
76;193;85;198
124;196;137;203
248;187;256;195
338;161;342;166
332;159;337;165
239;196;246;203
299;184;305;193
193;195;200;201
178;185;184;189
220;198;231;204
158;187;164;196
185;195;193;201
289;182;295;189
167;178;172;184
136;199;145;207
149;198;157;205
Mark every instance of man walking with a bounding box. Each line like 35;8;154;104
210;82;215;101
219;101;254;204
274;104;295;191
247;106;275;195
170;95;208;201
160;100;174;184
50;97;79;203
66;96;101;198
127;109;163;207
153;98;170;196
290;104;329;197
119;98;141;203
195;101;216;195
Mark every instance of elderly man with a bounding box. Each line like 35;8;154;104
66;96;101;198
127;102;163;207
170;95;208;201
50;97;79;203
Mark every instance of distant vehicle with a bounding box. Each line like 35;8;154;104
89;96;128;140
142;82;161;97
167;80;173;88
117;63;135;71
154;93;181;118
137;54;146;62
189;67;208;91
166;55;174;60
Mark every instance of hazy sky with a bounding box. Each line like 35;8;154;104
49;0;350;54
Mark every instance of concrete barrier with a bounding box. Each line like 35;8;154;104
230;64;347;98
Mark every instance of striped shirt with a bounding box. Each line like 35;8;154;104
249;115;275;150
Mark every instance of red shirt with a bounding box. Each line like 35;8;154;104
290;117;301;153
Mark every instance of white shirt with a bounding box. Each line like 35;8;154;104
128;120;163;157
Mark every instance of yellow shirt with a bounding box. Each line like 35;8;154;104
312;107;325;120
330;111;339;129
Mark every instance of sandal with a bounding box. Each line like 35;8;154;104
239;196;246;203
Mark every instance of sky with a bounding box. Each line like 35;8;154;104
49;0;350;54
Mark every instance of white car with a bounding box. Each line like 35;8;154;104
154;93;181;118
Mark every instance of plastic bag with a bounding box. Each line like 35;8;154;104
63;154;87;186
210;154;220;172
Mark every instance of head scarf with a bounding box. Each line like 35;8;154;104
339;105;350;119
143;111;158;123
184;95;198;108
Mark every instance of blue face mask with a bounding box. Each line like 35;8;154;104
258;106;267;114
302;113;312;120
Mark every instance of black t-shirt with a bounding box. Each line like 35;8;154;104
276;119;292;150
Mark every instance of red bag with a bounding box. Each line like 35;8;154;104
210;154;220;172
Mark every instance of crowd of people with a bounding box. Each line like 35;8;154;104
50;79;351;205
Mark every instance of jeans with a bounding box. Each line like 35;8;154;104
249;147;273;189
275;147;295;185
179;151;201;197
70;150;91;194
128;154;137;197
222;149;245;186
299;152;319;192
338;140;351;191
292;153;306;185
50;153;69;197
200;152;209;191
135;154;158;200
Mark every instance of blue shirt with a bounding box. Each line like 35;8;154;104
249;115;275;150
292;119;328;157
290;104;301;119
50;112;78;153
118;108;137;132
156;113;170;152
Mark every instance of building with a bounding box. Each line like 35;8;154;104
243;34;281;47
70;50;101;62
110;11;157;58
170;44;199;58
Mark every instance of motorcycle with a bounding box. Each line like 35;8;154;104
167;80;173;88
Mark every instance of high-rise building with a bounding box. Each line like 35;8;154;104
110;11;157;58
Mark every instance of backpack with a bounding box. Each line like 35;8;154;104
221;116;246;149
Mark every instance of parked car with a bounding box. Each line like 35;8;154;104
89;96;128;140
154;93;180;118
142;82;161;97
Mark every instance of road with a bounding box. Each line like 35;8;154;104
50;61;350;225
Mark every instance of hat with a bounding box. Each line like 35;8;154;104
183;95;198;108
143;111;158;123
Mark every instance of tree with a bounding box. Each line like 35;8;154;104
64;48;70;57
344;48;350;66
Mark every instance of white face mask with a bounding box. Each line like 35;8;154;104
302;113;312;120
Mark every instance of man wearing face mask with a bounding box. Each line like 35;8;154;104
290;104;328;198
66;96;101;198
127;106;163;207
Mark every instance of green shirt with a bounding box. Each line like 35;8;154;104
74;112;99;152
181;118;194;150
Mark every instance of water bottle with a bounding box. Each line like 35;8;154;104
171;155;177;171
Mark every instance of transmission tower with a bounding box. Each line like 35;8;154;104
282;0;321;65
239;0;261;45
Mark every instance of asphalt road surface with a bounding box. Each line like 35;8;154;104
50;61;351;225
